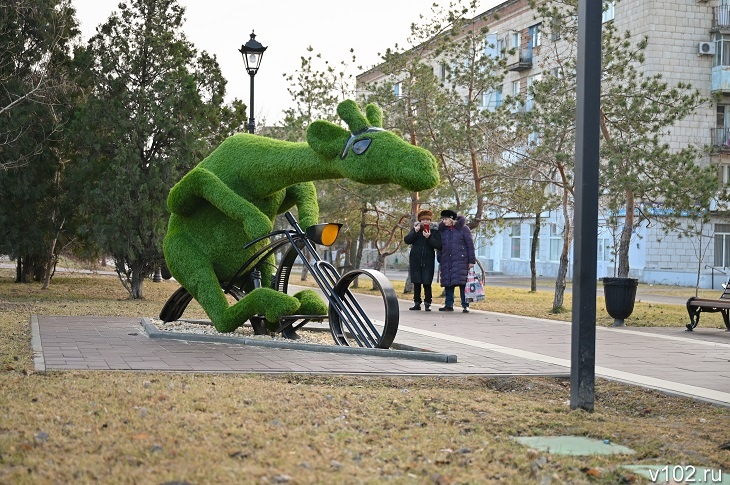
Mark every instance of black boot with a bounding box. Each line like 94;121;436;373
409;303;421;311
424;303;431;312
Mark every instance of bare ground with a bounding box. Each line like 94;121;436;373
0;269;728;484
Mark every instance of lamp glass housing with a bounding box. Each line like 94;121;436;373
239;32;267;76
306;223;342;246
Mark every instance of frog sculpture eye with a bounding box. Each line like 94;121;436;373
340;126;384;159
351;138;372;155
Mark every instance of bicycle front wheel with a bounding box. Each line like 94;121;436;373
328;269;399;349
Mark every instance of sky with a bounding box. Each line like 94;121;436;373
72;0;502;125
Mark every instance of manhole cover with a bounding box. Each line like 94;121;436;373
512;436;635;456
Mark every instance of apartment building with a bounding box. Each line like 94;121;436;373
357;0;730;288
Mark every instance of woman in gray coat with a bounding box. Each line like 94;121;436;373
437;209;476;312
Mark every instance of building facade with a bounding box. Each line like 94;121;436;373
357;0;730;289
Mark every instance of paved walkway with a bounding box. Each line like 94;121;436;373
31;288;730;407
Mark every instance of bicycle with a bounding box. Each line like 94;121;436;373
159;211;399;349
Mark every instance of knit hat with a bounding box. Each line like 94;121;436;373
440;209;458;221
417;209;433;221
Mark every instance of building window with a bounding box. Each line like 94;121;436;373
715;224;730;267
393;82;401;97
510;81;522;113
597;237;613;262
526;73;541;111
720;0;730;28
717;105;730;147
481;86;503;110
510;31;520;50
721;165;730;185
714;33;730;67
510;224;521;259
549;224;562;261
438;64;447;82
497;36;506;57
550;18;561;42
602;1;615;23
484;33;499;59
528;24;541;48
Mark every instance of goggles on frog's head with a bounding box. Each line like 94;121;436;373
340;127;385;159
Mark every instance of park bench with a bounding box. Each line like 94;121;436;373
685;283;730;332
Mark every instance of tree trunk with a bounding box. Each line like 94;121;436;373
552;192;573;312
695;220;706;297
41;238;58;290
300;254;310;281
20;256;31;282
530;212;541;293
32;259;44;282
617;189;635;278
42;219;64;290
349;238;360;272
341;240;354;275
130;265;145;299
352;206;367;288
553;245;569;311
17;255;41;283
374;253;386;272
405;193;419;294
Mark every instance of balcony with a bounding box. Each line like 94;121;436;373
711;127;730;152
713;6;730;32
712;66;730;94
506;48;533;71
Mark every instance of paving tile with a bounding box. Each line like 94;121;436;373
31;308;730;407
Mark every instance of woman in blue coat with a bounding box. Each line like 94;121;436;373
404;209;442;311
437;209;476;313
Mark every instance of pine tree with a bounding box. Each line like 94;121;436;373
69;0;242;298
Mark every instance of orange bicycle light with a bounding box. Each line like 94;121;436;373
306;223;342;246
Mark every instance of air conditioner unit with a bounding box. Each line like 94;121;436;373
699;41;715;55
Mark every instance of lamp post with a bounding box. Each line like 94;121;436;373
239;31;267;134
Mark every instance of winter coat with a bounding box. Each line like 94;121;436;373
404;226;442;284
437;215;476;287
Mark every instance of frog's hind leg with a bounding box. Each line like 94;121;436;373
165;236;301;332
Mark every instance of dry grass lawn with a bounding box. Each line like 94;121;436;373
0;268;728;484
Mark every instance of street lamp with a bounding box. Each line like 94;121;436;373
239;31;267;134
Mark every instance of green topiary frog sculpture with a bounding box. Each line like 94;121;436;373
163;100;439;332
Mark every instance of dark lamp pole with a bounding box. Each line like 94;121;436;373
239;31;267;134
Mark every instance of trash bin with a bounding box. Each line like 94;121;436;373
602;277;638;327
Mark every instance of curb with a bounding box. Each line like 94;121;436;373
30;315;45;372
140;318;458;363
